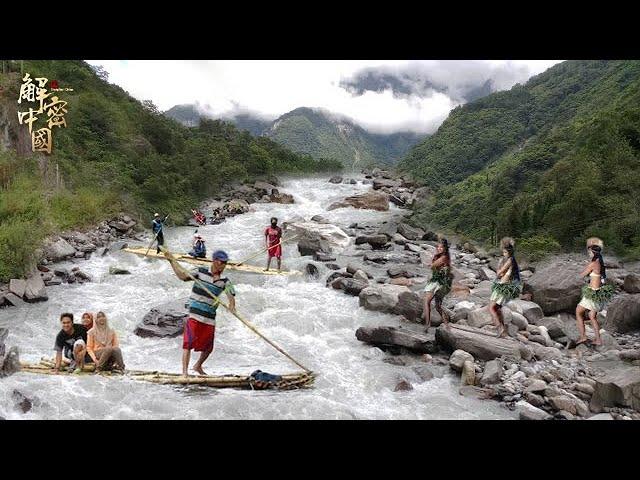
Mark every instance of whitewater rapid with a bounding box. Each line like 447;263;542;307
0;175;515;419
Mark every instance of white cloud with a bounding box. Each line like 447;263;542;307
86;60;562;134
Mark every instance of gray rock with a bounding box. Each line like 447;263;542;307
623;274;640;293
8;279;26;299
44;238;76;261
480;359;503;385
373;178;402;190
478;267;497;281
45;278;63;286
524;392;546;408
394;379;413;392
413;365;435;382
314;252;336;262
525;379;547;393
1;346;20;377
109;266;131;275
23;274;47;303
449;349;474;372
603;295;640;333
507;299;544;323
517;401;553;420
74;270;91;282
378;222;398;238
134;300;188;338
355;326;438;354
358;284;411;314
355;234;389;249
393;291;424;322
461;360;476;385
3;293;25;307
523;260;584;315
305;263;320;278
328;191;389;212
328;176;343;184
310;215;330;224
397;223;425;241
531;317;565;338
619;349;640;361
353;270;369;283
435;325;533;361
590;365;640;412
510;312;529;330
587;413;614;420
467;307;497;328
332;278;368;296
392;233;408;245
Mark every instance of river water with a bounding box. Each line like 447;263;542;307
0;175;515;419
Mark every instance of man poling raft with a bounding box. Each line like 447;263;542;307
149;213;169;255
575;237;616;346
488;237;523;338
161;246;313;382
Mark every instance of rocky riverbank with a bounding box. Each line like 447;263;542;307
293;168;640;420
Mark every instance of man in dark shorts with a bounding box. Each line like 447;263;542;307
53;313;92;373
152;213;168;254
167;249;236;377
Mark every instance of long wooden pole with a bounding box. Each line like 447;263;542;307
236;234;299;266
161;246;311;373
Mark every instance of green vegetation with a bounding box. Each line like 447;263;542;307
0;61;341;280
401;61;640;259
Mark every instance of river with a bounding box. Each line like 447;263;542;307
0;175;515;419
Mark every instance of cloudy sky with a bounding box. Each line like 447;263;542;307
87;60;562;134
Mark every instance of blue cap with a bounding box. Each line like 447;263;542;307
212;250;229;262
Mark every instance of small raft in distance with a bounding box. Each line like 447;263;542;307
122;247;301;276
20;359;315;390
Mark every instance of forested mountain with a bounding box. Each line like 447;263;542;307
165;105;423;168
399;60;640;258
0;60;340;280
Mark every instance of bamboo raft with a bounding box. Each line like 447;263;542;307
123;247;301;276
20;359;315;390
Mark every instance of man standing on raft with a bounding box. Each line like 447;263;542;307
166;249;236;377
152;213;168;254
264;217;283;272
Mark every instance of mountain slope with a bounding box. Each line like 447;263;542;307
0;61;340;280
399;60;640;258
165;105;424;168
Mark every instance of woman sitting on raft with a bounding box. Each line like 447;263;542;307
423;238;453;332
87;311;125;372
575;237;615;346
489;237;522;337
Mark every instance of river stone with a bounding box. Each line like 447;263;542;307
314;252;336;262
310;215;330;224
517;401;553;420
3;293;25;307
620;350;640;361
436;325;532;361
305;263;320;278
328;176;343;184
480;359;503;385
524;392;546;408
510;311;529;330
623;274;640;293
12;390;33;413
353;270;369;283
603;295;640;333
394;379;413;392
286;222;350;254
461;360;476;385
1;346;20;377
525;378;547;393
478;267;497;281
587;413;615;420
109;266;131;275
378;222;398;238
413;365;435;382
23;274;47;303
358;284;411;314
355;234;388;249
355;326;437;354
328;191;389;212
392;233;408;245
449;350;474;372
397;223;424;241
590;365;640;412
332;278;368;296
253;181;277;195
44;238;76;261
134;300;188;338
8;279;26;299
523;259;584;314
507;299;544;323
392;291;424;322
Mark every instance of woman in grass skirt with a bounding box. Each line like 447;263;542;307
575;237;615;346
489;237;522;337
423;238;453;332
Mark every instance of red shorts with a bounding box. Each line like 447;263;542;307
183;318;215;353
268;244;282;258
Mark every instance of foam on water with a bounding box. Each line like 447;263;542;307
0;175;515;419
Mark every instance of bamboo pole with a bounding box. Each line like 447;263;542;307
161;246;312;373
235;234;299;266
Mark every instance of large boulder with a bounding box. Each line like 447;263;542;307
0;346;20;377
435;325;532;361
603;295;640;333
590;365;640;412
328;191;389;212
254;181;277;195
134;300;188;338
378;222;398;238
23;273;47;303
355;235;389;249
8;279;26;299
480;359;503;385
363;251;420;264
516;401;553;420
372;178;401;190
397;223;425;241
393;291;424;322
43;238;76;261
507;299;544;323
331;278;368;296
623;274;640;293
286;222;350;254
522;259;583;314
269;193;294;204
449;350;474;372
355;326;437;354
328;176;343;184
359;284;411;314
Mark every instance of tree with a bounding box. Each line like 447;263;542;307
90;64;109;82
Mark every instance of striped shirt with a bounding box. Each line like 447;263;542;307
188;267;235;325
